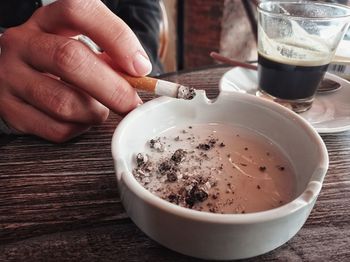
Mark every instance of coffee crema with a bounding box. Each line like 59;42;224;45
132;124;296;214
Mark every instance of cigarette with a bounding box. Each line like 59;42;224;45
121;73;196;100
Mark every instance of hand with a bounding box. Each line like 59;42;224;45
0;0;152;142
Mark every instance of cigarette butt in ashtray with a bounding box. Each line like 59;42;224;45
77;35;196;100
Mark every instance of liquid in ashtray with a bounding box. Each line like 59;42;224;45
133;124;296;214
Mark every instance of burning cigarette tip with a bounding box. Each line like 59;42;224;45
177;85;196;100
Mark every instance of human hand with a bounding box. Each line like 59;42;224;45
0;0;152;142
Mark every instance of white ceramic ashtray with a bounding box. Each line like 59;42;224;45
111;91;328;260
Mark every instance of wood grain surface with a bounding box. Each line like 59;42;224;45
0;67;349;261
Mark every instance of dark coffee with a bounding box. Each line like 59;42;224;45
258;54;329;100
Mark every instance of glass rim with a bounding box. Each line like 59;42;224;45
258;1;350;21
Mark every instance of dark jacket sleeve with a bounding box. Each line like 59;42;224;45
0;0;42;28
102;0;163;76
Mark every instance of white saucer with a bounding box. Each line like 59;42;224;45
219;67;350;133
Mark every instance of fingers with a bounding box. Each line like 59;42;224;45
31;0;152;76
23;32;142;114
6;62;110;125
0;28;143;114
0;94;90;143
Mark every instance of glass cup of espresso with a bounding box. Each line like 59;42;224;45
257;1;350;113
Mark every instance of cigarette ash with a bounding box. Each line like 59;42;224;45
177;85;196;100
132;126;286;214
133;127;223;212
132;127;228;213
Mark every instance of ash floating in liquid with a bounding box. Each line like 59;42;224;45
133;124;295;214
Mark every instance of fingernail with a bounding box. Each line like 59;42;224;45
133;51;152;76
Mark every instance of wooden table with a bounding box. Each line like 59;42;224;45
0;66;349;261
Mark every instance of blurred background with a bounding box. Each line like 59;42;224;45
161;0;258;73
161;0;350;73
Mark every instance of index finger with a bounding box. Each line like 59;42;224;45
31;0;152;76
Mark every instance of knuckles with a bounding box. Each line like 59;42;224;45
43;82;109;124
46;87;77;121
22;78;75;121
53;40;89;74
49;92;109;125
0;27;23;51
24;76;109;125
